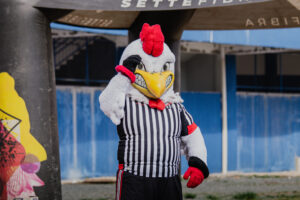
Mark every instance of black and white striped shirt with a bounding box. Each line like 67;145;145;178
117;96;194;178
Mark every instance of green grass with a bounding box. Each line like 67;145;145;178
264;193;300;200
184;192;197;199
252;175;281;179
206;194;220;200
233;192;258;200
80;198;109;200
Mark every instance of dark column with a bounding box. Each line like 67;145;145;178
0;1;61;200
128;10;195;92
265;54;278;91
226;55;237;171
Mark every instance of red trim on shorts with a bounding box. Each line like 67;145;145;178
116;167;124;200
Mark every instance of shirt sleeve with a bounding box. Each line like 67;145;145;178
180;105;198;137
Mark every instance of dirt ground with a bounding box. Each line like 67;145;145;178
62;173;300;200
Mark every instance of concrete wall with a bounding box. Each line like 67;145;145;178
236;53;300;76
236;55;265;75
279;54;300;75
181;53;221;92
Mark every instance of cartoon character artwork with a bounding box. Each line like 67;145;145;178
0;72;47;200
99;23;209;200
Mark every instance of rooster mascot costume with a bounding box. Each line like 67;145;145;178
99;23;209;200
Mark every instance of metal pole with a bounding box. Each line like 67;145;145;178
220;46;228;174
0;0;62;199
85;37;90;85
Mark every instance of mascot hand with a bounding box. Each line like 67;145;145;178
122;55;142;73
99;73;131;125
183;167;204;188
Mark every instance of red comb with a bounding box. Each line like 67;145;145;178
139;23;164;57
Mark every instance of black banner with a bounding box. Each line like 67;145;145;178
35;0;270;11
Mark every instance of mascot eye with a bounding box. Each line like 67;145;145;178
163;62;171;71
137;63;145;70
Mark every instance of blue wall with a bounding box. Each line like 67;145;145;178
225;55;300;172
57;87;118;180
56;87;222;179
181;92;222;174
236;93;300;172
56;86;300;180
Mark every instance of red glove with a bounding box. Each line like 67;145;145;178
183;167;204;188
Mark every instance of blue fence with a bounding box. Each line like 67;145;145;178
56;87;222;180
236;92;300;172
57;87;118;179
181;92;222;174
56;86;300;180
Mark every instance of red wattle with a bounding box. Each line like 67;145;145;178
149;99;165;110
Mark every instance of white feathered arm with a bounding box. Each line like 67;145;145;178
99;73;131;125
181;128;207;164
180;107;209;178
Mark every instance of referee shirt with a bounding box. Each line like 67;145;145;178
117;96;194;178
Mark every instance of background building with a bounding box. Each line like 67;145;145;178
52;27;300;180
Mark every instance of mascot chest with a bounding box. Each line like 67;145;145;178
117;96;183;139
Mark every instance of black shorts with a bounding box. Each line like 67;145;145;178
116;169;182;200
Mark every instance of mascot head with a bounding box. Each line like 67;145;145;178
119;23;175;99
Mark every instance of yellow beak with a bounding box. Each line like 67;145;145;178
132;69;174;99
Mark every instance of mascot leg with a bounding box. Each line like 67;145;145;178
116;171;182;200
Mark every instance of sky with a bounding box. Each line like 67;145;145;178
51;22;300;50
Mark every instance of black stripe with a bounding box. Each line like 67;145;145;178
155;110;160;177
175;104;182;137
177;104;182;170
175;104;181;173
148;105;154;177
142;103;148;177
166;107;173;177
129;99;135;173
184;108;193;125
136;102;142;176
180;110;189;137
124;97;130;169
174;104;179;175
186;111;193;123
161;109;166;177
183;110;191;125
144;103;151;177
170;104;178;176
117;122;125;164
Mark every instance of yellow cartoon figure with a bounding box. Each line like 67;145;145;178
0;72;47;200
